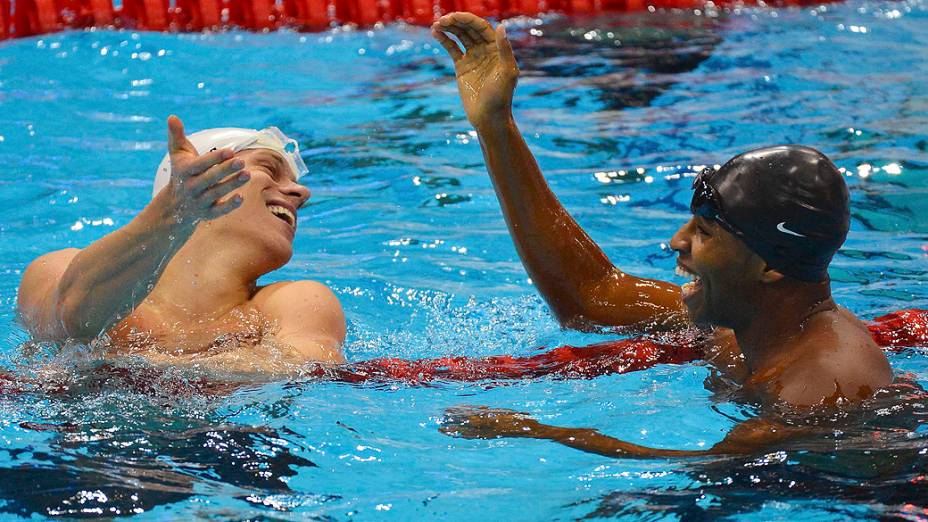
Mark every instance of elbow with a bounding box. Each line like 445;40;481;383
540;275;619;332
555;312;599;333
549;298;601;332
54;287;96;342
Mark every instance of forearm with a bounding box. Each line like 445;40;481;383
476;115;620;325
536;425;711;458
55;195;193;341
532;416;807;458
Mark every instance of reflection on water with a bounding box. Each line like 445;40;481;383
0;421;321;517
515;14;723;111
577;381;928;519
0;360;338;518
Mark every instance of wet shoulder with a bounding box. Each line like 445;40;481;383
252;280;341;311
252;281;345;331
251;281;346;361
778;308;893;406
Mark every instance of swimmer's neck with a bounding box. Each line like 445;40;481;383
728;281;835;375
142;234;267;321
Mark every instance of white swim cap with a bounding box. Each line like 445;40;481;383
152;126;309;198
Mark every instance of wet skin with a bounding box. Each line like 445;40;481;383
17;116;346;371
432;12;893;457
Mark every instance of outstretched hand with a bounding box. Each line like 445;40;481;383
161;115;250;227
431;12;519;129
439;406;545;439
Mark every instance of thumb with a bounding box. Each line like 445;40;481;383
167;115;197;158
496;24;517;71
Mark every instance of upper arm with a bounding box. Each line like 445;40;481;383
777;364;841;407
778;356;888;407
777;327;891;407
712;416;808;454
256;280;347;363
571;269;686;332
17;248;80;340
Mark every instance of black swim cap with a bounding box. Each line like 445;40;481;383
690;145;850;283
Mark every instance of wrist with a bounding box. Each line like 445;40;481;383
472;111;516;135
514;420;559;439
141;189;197;237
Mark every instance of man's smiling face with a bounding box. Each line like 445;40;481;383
204;148;311;269
670;215;768;329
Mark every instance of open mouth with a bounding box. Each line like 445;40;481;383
675;264;703;302
267;204;295;228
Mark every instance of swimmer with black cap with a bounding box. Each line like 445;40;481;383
17;116;346;372
432;12;892;456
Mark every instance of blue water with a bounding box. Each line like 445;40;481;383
1;0;927;519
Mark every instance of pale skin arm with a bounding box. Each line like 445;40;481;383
17;116;251;343
432;13;684;330
440;407;810;458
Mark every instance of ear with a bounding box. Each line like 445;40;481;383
760;265;786;284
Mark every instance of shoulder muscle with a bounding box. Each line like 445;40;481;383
17;248;81;338
254;281;346;362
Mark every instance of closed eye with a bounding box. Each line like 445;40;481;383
695;218;712;237
249;151;288;182
256;160;281;178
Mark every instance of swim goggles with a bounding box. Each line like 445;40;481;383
689;167;746;241
152;126;308;198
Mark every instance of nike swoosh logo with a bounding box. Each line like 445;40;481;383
777;222;806;238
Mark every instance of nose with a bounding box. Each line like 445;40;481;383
670;218;694;255
282;179;311;208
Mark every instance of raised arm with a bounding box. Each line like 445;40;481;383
432;13;683;330
440;406;809;458
17;116;250;342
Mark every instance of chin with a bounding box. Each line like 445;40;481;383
266;243;294;269
685;302;715;329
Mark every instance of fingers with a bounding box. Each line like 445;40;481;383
200;170;250;206
206;194;244;219
189;156;245;193
496;24;517;70
167;115;197;157
180;148;236;179
169;115;237;179
435;14;477;49
452;11;495;44
442;23;477;50
431;25;464;61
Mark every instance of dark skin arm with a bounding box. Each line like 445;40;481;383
432;13;684;330
440;407;810;458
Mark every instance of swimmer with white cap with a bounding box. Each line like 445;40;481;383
17;116;346;370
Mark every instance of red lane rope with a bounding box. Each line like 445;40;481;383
304;308;928;385
867;308;928;348
0;0;830;41
1;309;925;392
316;336;703;384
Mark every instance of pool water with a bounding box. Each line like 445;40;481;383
1;0;927;518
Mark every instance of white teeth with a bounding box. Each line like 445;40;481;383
267;205;295;227
675;266;696;280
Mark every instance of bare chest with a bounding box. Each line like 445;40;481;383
106;304;277;356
